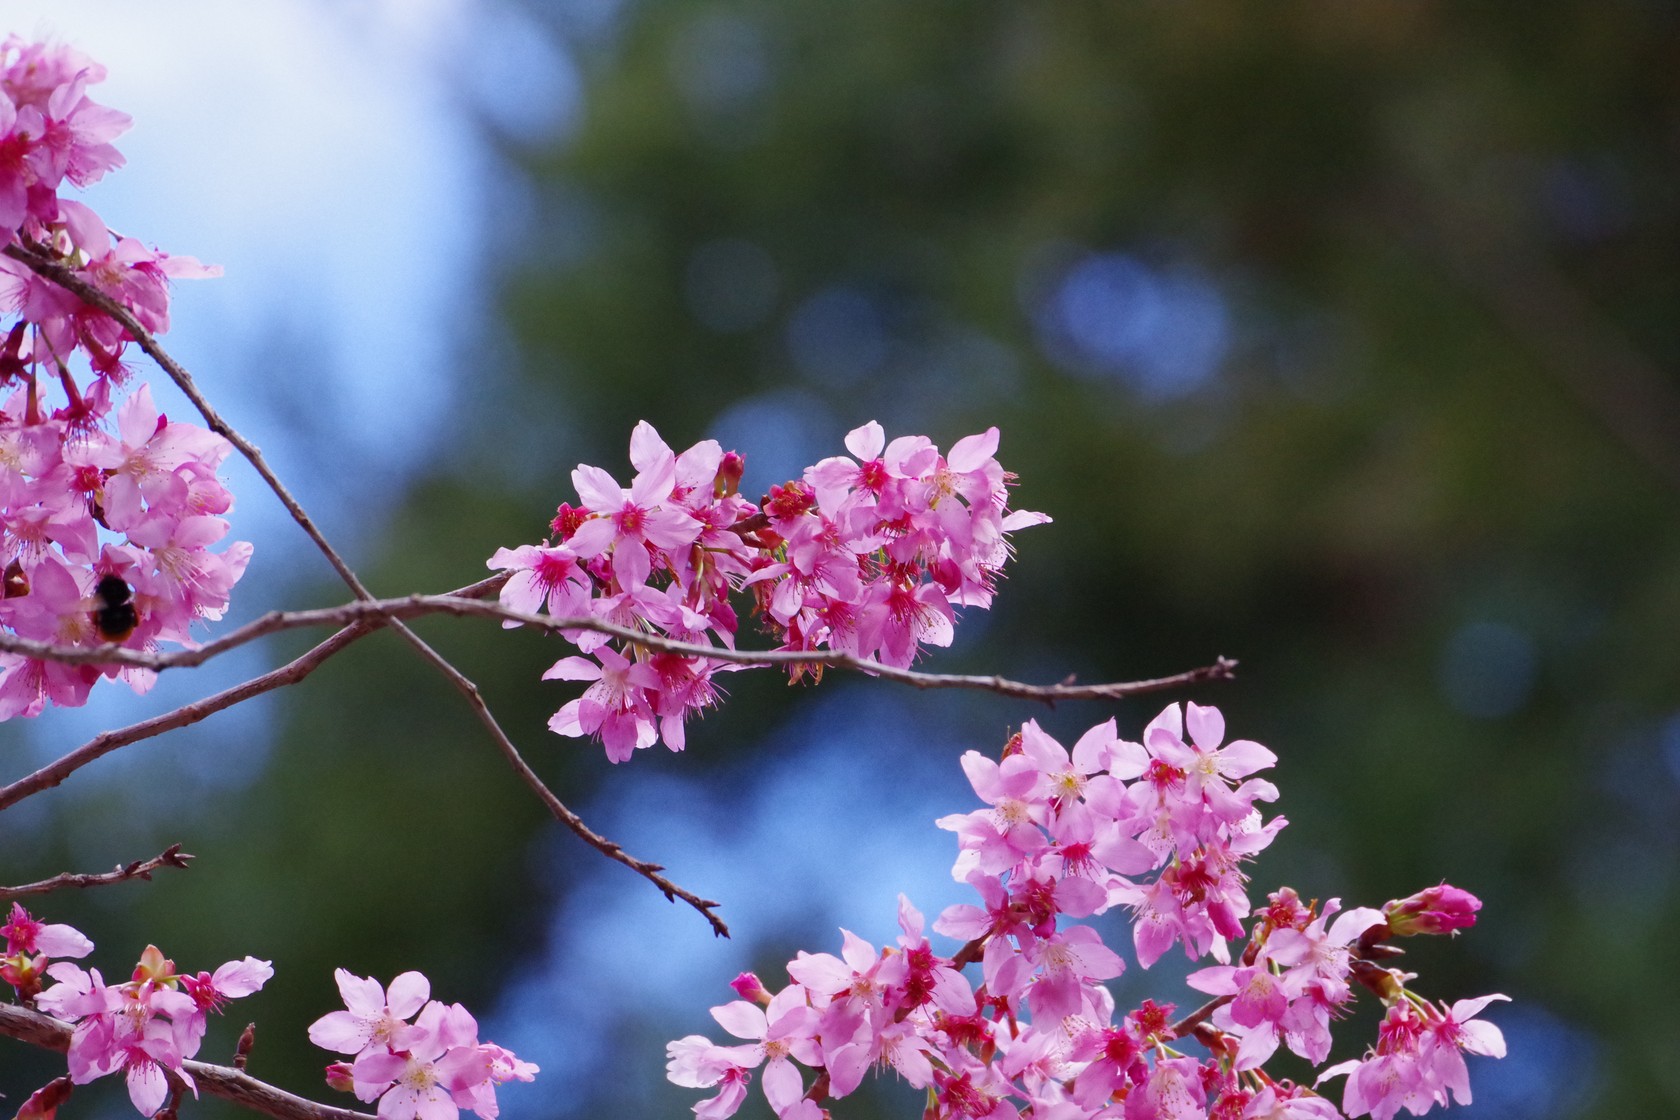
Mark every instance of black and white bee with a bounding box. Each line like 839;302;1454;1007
89;573;138;643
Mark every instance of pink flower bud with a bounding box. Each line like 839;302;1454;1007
728;971;771;1004
1;951;47;1000
714;452;745;498
1384;883;1481;936
324;1061;355;1093
14;1076;72;1120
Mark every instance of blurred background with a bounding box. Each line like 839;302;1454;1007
2;1;1677;1117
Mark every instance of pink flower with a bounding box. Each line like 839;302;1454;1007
937;748;1050;879
1415;994;1509;1108
176;956;272;1050
566;422;703;589
487;544;591;624
1242;1083;1343;1119
1142;702;1279;851
667;1036;754;1120
1318;994;1505;1119
351;1001;480;1120
2;902;94;959
1025;923;1124;1021
308;969;432;1058
1068;1019;1146;1111
709;986;823;1116
37;959;201;1117
543;648;658;762
1123;1054;1207;1120
893;896;976;1018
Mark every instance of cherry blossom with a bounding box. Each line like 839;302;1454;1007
671;708;1503;1120
491;419;1046;759
28;939;268;1116
0;36;248;721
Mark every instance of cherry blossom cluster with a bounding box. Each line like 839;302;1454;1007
308;968;538;1120
490;419;1048;760
0;36;250;719
3;903;271;1116
667;704;1506;1120
4;906;539;1120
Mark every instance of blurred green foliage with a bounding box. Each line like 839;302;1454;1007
6;1;1678;1117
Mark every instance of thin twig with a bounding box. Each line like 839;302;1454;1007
0;845;193;901
0;581;731;934
0;574;505;670
388;623;729;937
0;585;1236;704
0;1003;373;1120
0;621;374;814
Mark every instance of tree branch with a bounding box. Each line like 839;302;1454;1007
0;250;639;934
0;1003;373;1120
0;574;731;935
0;620;374;814
0;583;1236;704
0;845;192;901
0;575;507;811
1165;993;1232;1040
368;617;732;937
0;575;505;670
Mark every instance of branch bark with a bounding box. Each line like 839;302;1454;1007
0;582;1236;704
0;845;193;901
0;1004;373;1120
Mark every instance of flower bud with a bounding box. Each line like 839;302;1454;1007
1;951;46;1000
1383;883;1481;936
1349;959;1408;1002
728;971;771;1004
133;944;177;986
14;1076;72;1120
324;1061;356;1093
714;452;745;498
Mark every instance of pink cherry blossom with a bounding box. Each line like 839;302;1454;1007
308;969;432;1057
2;902;94;959
493;419;1046;758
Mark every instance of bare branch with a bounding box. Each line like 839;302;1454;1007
0;574;506;670
377;622;730;938
0;845;193;901
0;621;374;814
0;574;511;812
0;578;731;936
0;584;1235;704
1165;993;1232;1040
0;1003;373;1120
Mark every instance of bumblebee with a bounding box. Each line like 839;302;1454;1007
90;574;138;643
